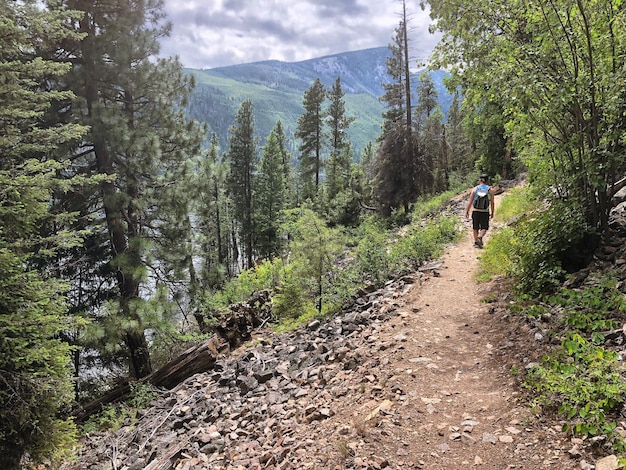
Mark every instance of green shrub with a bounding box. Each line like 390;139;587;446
479;191;585;297
526;333;626;445
203;258;285;311
522;278;626;449
511;199;584;297
547;280;623;339
82;382;158;434
390;215;460;272
128;381;158;409
272;262;311;320
82;404;126;434
356;218;392;286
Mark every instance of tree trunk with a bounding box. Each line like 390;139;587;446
94;137;152;379
80;9;152;379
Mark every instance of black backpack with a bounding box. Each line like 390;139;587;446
472;185;490;210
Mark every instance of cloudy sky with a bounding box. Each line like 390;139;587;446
159;0;441;69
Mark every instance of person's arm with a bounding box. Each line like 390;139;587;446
490;190;495;218
465;188;474;218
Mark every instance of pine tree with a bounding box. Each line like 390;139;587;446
415;73;439;126
273;120;297;207
325;76;355;200
359;141;377;207
415;73;442;192
256;128;287;259
51;0;205;379
280;208;343;315
226;99;258;270
295;78;326;201
0;1;88;465
194;133;231;289
374;0;422;216
379;0;412;136
445;90;473;175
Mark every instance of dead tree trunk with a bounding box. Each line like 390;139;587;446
74;290;275;422
74;336;227;422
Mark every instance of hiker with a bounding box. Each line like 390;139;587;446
465;174;494;248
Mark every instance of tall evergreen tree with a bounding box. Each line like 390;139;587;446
465;98;510;179
226;99;258;270
0;1;88;465
256;128;287;259
379;0;413;136
379;21;408;136
193;133;231;291
325;144;362;226
374;1;423;216
52;0;205;379
423;108;446;192
273;120;297;207
415;73;439;126
296;78;326;201
415;73;442;192
359;141;377;207
325;76;355;200
445;90;473;175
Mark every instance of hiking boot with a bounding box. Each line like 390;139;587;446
477;237;483;248
474;240;480;248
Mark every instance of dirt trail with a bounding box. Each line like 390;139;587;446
298;195;585;470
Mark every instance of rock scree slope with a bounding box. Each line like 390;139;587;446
61;192;609;470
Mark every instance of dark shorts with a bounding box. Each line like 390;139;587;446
472;211;490;231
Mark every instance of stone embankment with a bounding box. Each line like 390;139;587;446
63;273;428;469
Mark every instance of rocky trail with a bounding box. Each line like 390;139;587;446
62;193;618;470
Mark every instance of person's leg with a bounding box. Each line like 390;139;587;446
477;212;490;247
477;230;485;247
471;212;480;246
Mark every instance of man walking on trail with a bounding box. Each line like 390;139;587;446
465;174;494;248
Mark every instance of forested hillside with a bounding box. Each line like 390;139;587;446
185;48;452;153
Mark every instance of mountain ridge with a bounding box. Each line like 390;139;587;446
184;47;451;155
198;47;393;97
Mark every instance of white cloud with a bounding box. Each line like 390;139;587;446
159;0;440;69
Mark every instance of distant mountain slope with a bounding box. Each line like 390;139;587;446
202;47;391;97
185;47;451;156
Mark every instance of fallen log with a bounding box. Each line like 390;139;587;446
74;290;275;422
73;336;226;422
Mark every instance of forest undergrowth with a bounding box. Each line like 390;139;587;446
479;186;626;464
